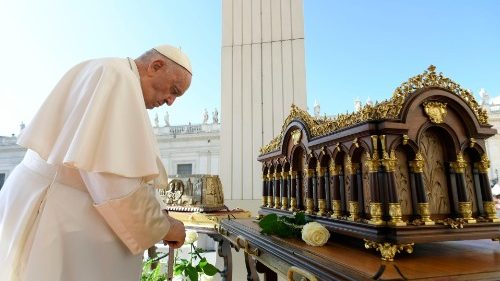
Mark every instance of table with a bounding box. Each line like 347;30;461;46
168;209;252;281
220;218;500;281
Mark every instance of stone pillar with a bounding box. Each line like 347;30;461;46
221;0;307;202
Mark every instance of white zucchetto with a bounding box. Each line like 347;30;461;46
153;44;192;74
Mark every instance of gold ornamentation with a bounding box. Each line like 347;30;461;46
317;199;327;216
403;134;409;145
364;152;380;173
329;160;340;175
380;135;387;158
304;168;315;178
259;66;489;154
316;164;325;177
345;156;353;175
469;138;476;148
388;203;406;226
331;200;342;218
352;138;359;148
483;201;500;222
368;202;385;225
305;198;314;214
289;197;297;212
348;201;359;221
266;196;273;208
450;153;467;174
371;135;379;150
417;203;435;225
364;239;414;261
281;197;288;210
290;170;297;178
409;152;425;173
291;129;302;145
381;149;398;172
478;154;490;173
423;101;447;124
261;196;266;207
458;201;476;223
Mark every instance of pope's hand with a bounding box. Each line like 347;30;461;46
162;215;186;249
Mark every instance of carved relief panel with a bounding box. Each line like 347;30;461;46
361;152;371;214
420;129;451;215
394;147;412;215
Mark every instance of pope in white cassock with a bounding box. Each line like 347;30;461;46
0;45;192;281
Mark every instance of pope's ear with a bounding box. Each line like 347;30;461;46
149;59;166;73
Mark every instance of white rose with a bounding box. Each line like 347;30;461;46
184;230;198;245
301;222;330;247
200;274;215;281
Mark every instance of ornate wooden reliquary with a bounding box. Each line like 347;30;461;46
258;66;500;260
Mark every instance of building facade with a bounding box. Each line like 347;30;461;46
0;122;220;190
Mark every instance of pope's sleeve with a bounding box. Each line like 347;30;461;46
80;171;170;255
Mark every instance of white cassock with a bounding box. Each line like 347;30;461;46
0;57;171;281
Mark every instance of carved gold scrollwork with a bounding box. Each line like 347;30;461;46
364;152;380;173
417;203;435;225
381;149;398;172
409;152;425;173
345;156;353;175
403;134;409;145
368;202;385;225
260;66;489;155
388;203;406;226
423;101;447;124
331;200;342;218
291;129;302;145
329;160;340;176
458;201;476;223
348;201;359;221
478;154;490;173
364;239;414;261
450;153;467;174
483;201;500;222
287;266;318;281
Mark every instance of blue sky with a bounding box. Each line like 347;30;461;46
0;1;499;136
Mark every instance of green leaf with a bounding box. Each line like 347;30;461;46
198;257;208;268
294;212;307;225
174;264;185;275
185;264;199;281
259;213;278;235
202;263;219;276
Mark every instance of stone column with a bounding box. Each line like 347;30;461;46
221;0;307;202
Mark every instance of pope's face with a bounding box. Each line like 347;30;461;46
141;60;191;109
